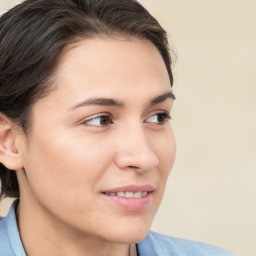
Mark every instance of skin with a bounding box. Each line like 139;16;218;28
2;38;176;256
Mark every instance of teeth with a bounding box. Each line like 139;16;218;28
117;192;125;197
106;191;148;198
125;192;134;198
141;191;147;197
134;192;142;198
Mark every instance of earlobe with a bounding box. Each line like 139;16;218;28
0;114;24;171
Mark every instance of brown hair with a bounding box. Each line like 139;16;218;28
0;0;174;199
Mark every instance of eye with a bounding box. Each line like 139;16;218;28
83;115;113;127
146;112;171;124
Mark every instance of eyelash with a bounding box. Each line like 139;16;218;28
82;112;171;128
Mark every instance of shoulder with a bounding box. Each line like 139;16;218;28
0;200;26;256
0;213;15;255
137;231;237;256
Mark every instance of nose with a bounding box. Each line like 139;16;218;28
114;125;159;173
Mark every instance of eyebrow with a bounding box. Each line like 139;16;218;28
69;91;175;111
150;91;176;106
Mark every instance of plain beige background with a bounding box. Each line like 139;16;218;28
0;1;255;256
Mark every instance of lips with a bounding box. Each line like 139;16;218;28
103;184;154;194
102;185;154;211
104;191;148;198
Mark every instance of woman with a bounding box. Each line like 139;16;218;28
0;0;236;255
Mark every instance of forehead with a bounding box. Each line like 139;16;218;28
32;38;171;116
55;38;170;92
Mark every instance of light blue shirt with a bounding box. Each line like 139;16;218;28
0;201;236;256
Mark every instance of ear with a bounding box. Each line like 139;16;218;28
0;113;24;171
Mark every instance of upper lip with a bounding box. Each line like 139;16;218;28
103;184;154;193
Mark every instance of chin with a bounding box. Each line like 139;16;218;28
103;217;153;244
122;231;150;244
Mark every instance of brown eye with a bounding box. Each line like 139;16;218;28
99;116;111;125
84;115;112;127
157;113;167;123
146;112;171;124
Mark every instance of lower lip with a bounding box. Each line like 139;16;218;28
102;192;152;211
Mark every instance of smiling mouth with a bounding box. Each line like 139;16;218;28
101;185;154;211
102;190;152;211
103;191;148;198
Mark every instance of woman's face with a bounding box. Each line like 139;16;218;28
18;38;176;244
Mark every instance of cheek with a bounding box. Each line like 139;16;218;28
22;131;112;210
153;131;175;206
154;129;176;175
